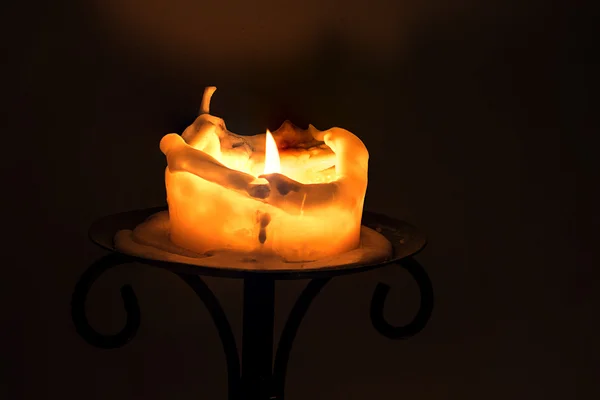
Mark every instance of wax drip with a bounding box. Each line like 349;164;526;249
199;86;217;115
300;193;307;216
258;213;272;244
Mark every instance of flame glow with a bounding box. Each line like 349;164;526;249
263;130;281;174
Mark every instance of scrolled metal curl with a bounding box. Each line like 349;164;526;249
71;253;140;349
70;254;241;399
370;257;434;339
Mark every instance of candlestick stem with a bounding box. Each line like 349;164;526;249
241;276;276;400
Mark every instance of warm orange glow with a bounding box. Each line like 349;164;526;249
158;87;370;262
263;130;281;175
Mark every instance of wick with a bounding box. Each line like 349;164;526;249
200;86;217;115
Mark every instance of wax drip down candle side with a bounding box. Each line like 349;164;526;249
114;87;392;268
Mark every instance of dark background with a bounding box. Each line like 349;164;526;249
4;0;597;399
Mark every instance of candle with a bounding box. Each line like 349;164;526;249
158;87;369;262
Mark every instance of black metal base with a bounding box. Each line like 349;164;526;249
71;254;433;400
71;208;433;399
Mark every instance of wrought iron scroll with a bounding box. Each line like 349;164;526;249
71;254;241;399
370;257;434;339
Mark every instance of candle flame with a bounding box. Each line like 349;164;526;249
263;130;281;174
